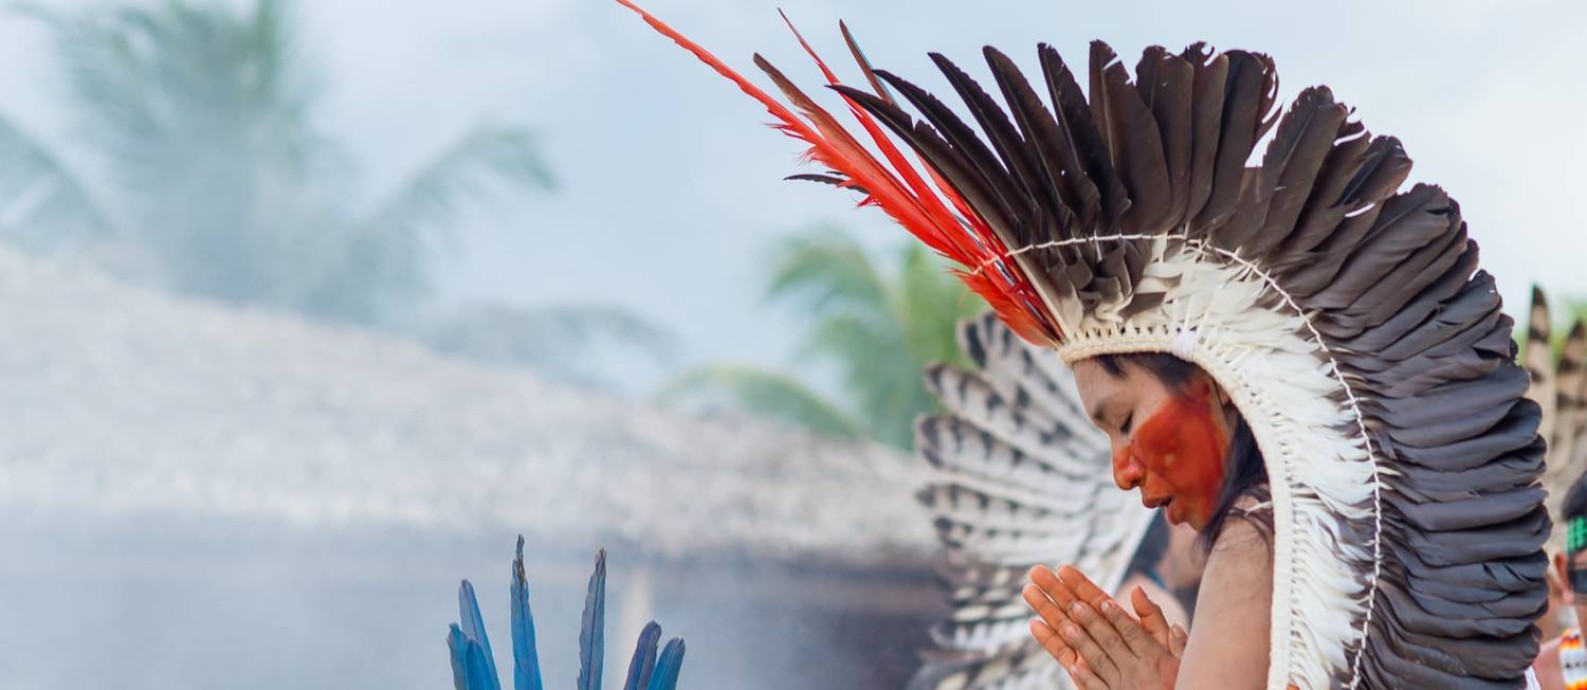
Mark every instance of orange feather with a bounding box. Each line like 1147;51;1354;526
614;0;1062;344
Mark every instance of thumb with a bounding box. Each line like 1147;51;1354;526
1170;624;1189;659
1131;585;1172;647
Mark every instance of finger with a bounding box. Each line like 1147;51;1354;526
1023;583;1077;633
1068;657;1109;690
1057;609;1121;682
1130;585;1172;647
1099;597;1159;656
1057;565;1112;609
1170;624;1189;658
1030;565;1081;609
1070;599;1136;662
1030;617;1079;668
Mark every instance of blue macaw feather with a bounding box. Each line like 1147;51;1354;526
448;539;683;689
622;622;662;690
576;549;607;690
511;536;544;690
458;580;499;675
448;624;470;690
646;638;686;690
464;636;502;690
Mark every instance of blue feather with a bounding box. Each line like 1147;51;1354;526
463;637;501;690
447;624;470;690
458;580;499;672
576;549;607;690
511;536;544;690
622;622;662;690
646;638;686;690
457;580;501;690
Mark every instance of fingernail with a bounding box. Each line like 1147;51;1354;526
1062;623;1080;640
1101;600;1117;614
1070;602;1086;616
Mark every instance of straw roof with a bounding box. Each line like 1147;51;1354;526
0;250;933;566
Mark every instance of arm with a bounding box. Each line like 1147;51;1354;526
1174;519;1271;689
1024;518;1272;689
1532;637;1563;690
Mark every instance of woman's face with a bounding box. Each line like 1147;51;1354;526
1071;358;1235;530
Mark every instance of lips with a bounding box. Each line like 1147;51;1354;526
1142;495;1173;510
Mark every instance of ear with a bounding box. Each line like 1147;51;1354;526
1193;370;1237;418
1184;370;1225;402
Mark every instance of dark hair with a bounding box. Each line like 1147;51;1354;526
1126;512;1171;575
1564;469;1587;521
1091;353;1272;552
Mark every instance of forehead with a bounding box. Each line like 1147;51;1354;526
1069;359;1120;410
1070;357;1164;424
1071;358;1148;400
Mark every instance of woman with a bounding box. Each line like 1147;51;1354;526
909;313;1208;689
618;4;1550;686
1023;353;1274;689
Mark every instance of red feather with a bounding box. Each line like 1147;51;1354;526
614;0;1061;345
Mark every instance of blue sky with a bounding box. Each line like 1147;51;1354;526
1;0;1582;390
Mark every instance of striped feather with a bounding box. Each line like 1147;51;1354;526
910;313;1152;689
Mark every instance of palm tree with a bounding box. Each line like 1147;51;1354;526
0;0;675;390
0;0;550;325
663;226;986;448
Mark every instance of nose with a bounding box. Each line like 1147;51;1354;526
1112;443;1145;491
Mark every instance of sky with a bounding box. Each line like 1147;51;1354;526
0;0;1583;391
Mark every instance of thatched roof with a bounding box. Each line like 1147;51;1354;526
0;250;933;566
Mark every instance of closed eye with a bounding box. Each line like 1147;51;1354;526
1119;412;1134;435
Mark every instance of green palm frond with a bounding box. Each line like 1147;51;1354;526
766;227;893;319
0;114;111;247
360;123;556;248
327;123;554;321
679;225;985;448
420;302;677;384
658;363;863;440
0;0;667;385
897;243;985;368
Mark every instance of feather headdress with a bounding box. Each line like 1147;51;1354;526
1526;288;1587;551
615;3;1548;687
911;312;1154;689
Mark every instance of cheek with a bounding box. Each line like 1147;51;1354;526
1128;395;1229;507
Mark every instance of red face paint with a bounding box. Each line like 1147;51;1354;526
1113;386;1230;530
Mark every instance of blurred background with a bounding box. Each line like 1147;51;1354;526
0;0;1581;687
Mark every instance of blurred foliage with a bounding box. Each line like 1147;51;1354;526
417;303;678;390
663;226;986;449
0;0;671;388
1555;300;1587;359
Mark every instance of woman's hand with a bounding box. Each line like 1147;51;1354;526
1023;564;1186;690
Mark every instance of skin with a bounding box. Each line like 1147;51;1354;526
1117;521;1202;632
1531;550;1587;690
1542;564;1566;644
1023;357;1273;689
1074;361;1232;530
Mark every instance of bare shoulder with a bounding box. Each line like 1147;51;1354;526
1533;636;1563;690
1206;515;1273;574
1174;519;1274;690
